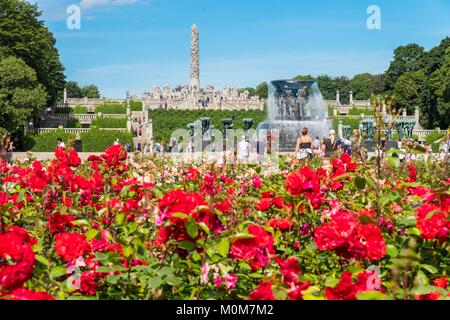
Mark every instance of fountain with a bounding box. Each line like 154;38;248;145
257;80;332;152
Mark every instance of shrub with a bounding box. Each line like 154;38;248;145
348;107;375;116
73;105;88;114
425;130;445;152
24;130;74;152
80;129;133;152
131;101;143;112
96;104;126;114
54;106;88;114
65;119;81;128
91;117;127;128
24;129;133;152
148;109;267;142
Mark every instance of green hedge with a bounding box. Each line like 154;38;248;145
96;104;126;114
80;129;133;152
131;101;143;112
348;107;375;116
332;117;362;132
24;130;73;152
65;119;81;128
24;129;133;152
55;106;88;114
91;117;127;128
148;109;267;142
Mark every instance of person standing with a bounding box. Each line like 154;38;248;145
322;130;338;158
56;137;66;148
295;127;313;160
237;135;250;164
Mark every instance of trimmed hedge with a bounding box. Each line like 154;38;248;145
131;101;143;112
24;130;73;152
24;129;133;152
332;117;362;132
91;117;127;128
65;119;81;128
96;104;126;114
148;109;267;142
55;106;88;114
80;129;133;152
348;107;375;116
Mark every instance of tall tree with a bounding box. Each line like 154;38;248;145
255;82;268;100
0;0;65;104
316;75;336;100
393;70;426;114
428;47;450;129
0;56;48;132
81;84;101;99
65;81;83;99
384;44;425;92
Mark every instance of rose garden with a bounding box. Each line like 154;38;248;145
0;0;449;301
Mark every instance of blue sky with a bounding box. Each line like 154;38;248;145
32;0;450;98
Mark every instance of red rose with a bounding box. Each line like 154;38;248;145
248;281;275;300
268;219;292;231
55;232;90;262
68;150;81;167
47;212;75;234
275;257;301;284
6;288;54;300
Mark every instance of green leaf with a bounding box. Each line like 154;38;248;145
179;240;196;251
16;189;26;203
356;291;392;300
72;219;91;227
232;233;255;239
354;176;366;190
386;245;398;258
172;212;191;220
165;274;182;286
35;255;50;266
421;264;438;274
365;177;377;190
153;188;164;199
148;276;162;289
198;222;210;235
407;227;421;236
50;266;67;278
123;246;133;258
185;220;199;239
216;240;230;257
96;266;113;273
86;229;99;241
115;213;125;225
191;252;202;262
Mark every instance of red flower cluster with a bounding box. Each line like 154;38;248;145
0;227;37;291
325;270;380;300
230;225;275;270
415;204;449;243
268;219;292;231
314;211;386;261
155;190;222;246
248;281;275;300
255;192;284;211
55;232;91;262
2;288;54;300
285;166;323;208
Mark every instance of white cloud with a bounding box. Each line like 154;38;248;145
79;0;143;10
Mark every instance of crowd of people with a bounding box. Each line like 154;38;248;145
294;127;449;163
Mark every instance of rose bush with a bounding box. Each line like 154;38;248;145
0;146;448;300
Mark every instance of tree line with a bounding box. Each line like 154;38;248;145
243;38;450;130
